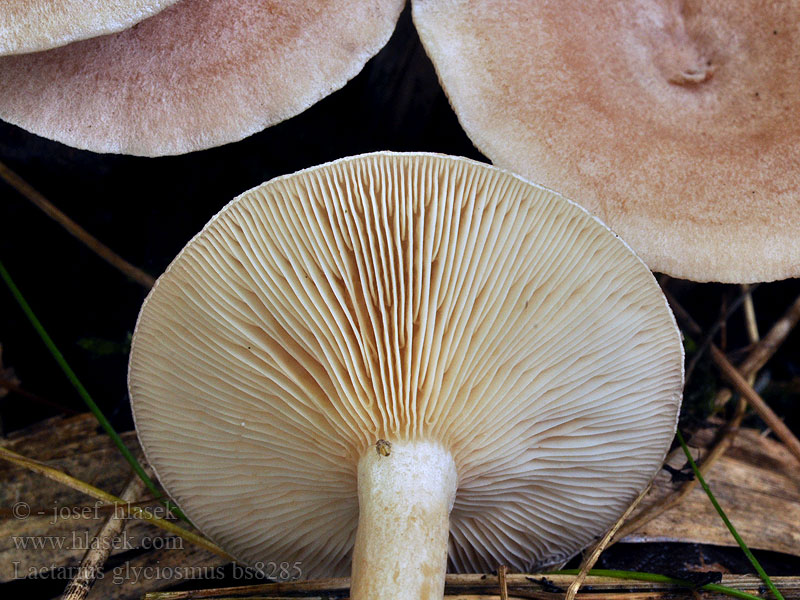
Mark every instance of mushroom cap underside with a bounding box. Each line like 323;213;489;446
129;152;683;576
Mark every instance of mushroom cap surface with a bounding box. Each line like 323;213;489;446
0;0;177;56
129;152;683;575
412;0;800;283
0;0;405;155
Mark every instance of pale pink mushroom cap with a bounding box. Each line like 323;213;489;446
0;0;405;155
0;0;178;56
413;0;800;283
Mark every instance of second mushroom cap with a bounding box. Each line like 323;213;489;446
412;0;800;283
0;0;405;155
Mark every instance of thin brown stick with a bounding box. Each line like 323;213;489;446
147;578;350;599
62;473;147;600
724;296;800;394
615;285;795;540
682;285;753;386
498;565;509;600
709;344;800;465
0;159;155;288
665;290;800;466
716;291;800;409
740;291;800;375
613;401;746;542
143;574;800;600
0;444;232;560
566;483;652;600
741;285;760;345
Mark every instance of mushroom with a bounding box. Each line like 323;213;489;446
412;0;800;283
0;0;405;155
0;0;177;56
128;152;683;599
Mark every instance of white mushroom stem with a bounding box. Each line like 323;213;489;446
351;440;458;600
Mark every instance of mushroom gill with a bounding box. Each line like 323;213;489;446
129;152;683;599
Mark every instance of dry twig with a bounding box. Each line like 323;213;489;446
61;474;147;600
614;286;800;541
497;565;509;600
0;444;232;560
0;159;155;288
710;344;800;465
716;291;800;409
666;291;800;466
142;574;800;600
567;484;652;600
741;285;760;345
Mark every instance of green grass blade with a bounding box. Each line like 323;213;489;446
0;258;189;524
553;568;765;600
677;429;784;600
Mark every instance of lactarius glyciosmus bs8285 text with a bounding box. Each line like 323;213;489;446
128;152;684;600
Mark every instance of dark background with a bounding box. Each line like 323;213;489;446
1;4;798;586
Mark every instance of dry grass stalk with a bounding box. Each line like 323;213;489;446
0;159;155;288
61;473;147;600
497;565;509;600
612;403;746;542
741;291;800;374
709;344;800;465
716;291;800;409
664;291;800;465
143;574;800;600
741;285;760;345
147;577;350;599
0;444;232;559
614;285;800;541
566;483;652;600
